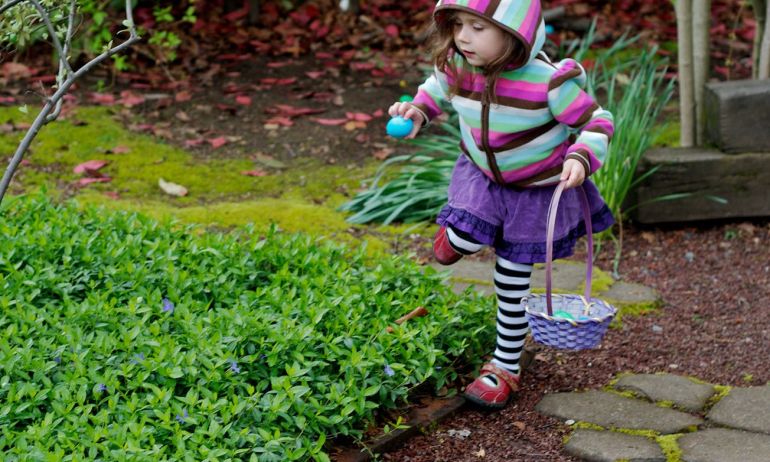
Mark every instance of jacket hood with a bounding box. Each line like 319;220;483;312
434;0;546;67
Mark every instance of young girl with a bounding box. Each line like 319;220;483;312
388;0;615;409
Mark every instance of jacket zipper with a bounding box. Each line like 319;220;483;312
481;79;505;184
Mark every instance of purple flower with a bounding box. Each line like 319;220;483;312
162;298;175;313
384;364;395;377
175;408;189;423
54;356;62;364
96;383;107;393
229;360;241;374
131;353;145;365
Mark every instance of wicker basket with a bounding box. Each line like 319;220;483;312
524;182;617;350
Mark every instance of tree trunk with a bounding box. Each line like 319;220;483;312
676;0;695;147
760;1;770;78
751;0;767;78
692;0;711;145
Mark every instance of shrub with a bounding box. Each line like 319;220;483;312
0;195;493;461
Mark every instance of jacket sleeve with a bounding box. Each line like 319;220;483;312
410;66;450;123
547;58;614;176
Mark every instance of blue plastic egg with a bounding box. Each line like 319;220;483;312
386;116;414;138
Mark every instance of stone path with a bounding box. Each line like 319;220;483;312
537;374;770;462
430;257;659;310
435;259;770;462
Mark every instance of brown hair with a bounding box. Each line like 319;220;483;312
428;10;526;104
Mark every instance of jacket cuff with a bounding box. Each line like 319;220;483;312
411;104;431;129
565;151;591;177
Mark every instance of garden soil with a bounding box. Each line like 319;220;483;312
380;221;770;461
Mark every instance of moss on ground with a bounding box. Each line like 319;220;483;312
1;105;411;253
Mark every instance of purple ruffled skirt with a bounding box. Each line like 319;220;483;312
436;155;615;264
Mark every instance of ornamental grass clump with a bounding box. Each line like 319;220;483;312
0;195;492;461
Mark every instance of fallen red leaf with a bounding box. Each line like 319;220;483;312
111;146;131;154
241;169;268;177
90;93;116;105
372;109;385;118
73;160;108;175
267;60;294;68
223;6;248;22
346;112;373;122
235;95;252;106
217;53;251;62
313;118;348;126
265;104;325;117
350;62;376;71
119;90;145;107
216;104;237;114
175;91;192;102
184;139;205;148
384;24;399;38
1;62;32;81
305;71;325;79
260;77;297;86
251;40;271;53
208;137;228;149
77;177;112;186
264;116;294;127
372;148;394;160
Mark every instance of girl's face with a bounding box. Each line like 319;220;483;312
452;12;508;67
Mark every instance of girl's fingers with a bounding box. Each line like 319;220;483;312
404;118;423;139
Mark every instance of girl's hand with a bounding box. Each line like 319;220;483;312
387;102;424;139
560;158;586;189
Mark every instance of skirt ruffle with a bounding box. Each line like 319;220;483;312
436;155;615;264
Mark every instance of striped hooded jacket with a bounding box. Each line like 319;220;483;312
411;0;614;187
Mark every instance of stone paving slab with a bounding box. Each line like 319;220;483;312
599;281;660;307
535;390;703;434
432;259;599;297
613;373;716;412
679;428;770;462
706;386;770;435
565;429;666;462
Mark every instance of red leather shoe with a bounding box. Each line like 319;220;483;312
433;226;463;265
463;363;520;409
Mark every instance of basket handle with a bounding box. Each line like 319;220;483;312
545;181;593;316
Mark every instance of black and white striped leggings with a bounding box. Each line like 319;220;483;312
445;225;532;375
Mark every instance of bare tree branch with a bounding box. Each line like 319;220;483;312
29;0;74;75
0;0;26;16
47;0;77;122
0;0;141;205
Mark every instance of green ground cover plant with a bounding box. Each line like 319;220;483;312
0;195;493;461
